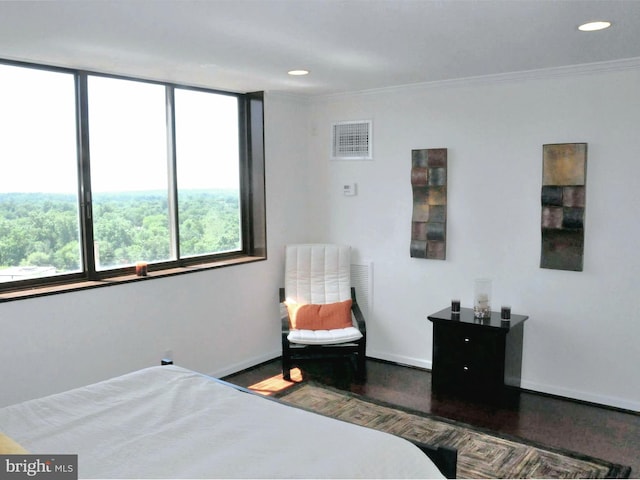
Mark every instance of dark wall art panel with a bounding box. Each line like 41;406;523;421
540;143;587;271
410;148;447;260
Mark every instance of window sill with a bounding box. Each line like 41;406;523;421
0;255;266;303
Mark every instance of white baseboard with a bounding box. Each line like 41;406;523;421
209;350;280;379
520;379;640;413
368;350;432;371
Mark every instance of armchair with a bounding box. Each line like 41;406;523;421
280;244;367;381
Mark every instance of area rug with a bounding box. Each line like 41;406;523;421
276;383;631;479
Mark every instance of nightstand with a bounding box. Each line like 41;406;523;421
428;307;528;400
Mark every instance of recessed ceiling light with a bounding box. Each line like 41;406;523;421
578;21;611;32
288;69;310;76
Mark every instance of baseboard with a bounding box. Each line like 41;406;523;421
368;350;432;371
209;350;280;379
520;379;640;414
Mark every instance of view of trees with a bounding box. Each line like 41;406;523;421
0;190;241;276
0;193;81;273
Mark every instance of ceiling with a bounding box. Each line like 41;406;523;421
1;0;640;96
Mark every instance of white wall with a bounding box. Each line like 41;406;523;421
0;93;311;408
305;66;640;411
3;69;639;412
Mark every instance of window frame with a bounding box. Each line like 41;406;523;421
0;59;266;300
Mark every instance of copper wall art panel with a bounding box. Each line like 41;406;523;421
541;143;587;271
411;148;447;260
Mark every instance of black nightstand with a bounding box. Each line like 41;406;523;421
428;307;528;400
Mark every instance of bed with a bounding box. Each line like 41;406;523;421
0;365;455;478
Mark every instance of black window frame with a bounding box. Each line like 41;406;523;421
0;59;266;297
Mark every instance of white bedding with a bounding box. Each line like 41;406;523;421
0;365;444;479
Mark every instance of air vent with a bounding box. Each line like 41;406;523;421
331;120;372;160
351;261;373;319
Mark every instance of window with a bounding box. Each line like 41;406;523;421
0;60;266;295
174;88;241;258
0;65;82;282
88;76;171;270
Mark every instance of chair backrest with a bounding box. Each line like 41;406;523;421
285;244;351;305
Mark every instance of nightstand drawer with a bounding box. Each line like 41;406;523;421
434;324;504;363
436;357;503;390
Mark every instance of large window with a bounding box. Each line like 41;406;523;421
174;88;241;258
88;76;172;270
0;61;265;294
0;65;82;282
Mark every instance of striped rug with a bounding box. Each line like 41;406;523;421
277;383;631;479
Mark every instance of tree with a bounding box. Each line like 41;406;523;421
0;189;241;276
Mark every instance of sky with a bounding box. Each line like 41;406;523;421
0;63;240;195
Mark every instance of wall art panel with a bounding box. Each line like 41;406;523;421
540;143;587;271
410;148;447;260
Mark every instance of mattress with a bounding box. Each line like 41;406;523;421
0;365;444;479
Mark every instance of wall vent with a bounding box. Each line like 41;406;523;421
351;261;373;319
332;120;372;160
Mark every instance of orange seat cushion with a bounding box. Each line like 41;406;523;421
285;299;353;330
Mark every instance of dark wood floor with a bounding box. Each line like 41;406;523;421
223;357;640;477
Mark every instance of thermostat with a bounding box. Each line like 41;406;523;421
343;183;357;196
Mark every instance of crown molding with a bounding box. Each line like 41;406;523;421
312;56;640;102
264;90;313;104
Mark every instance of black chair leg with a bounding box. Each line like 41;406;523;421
282;338;292;380
355;361;366;382
282;352;292;380
356;344;366;382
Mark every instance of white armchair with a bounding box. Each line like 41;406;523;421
280;244;367;381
